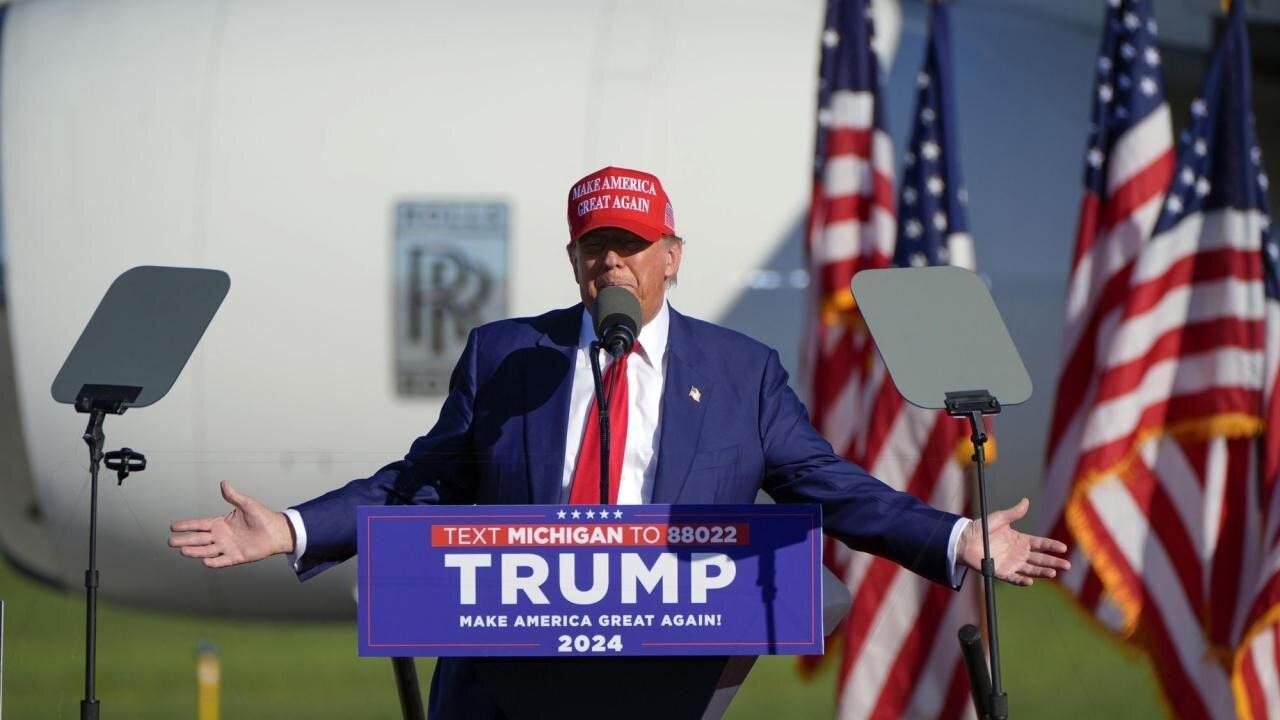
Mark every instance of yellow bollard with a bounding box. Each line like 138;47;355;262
196;643;220;720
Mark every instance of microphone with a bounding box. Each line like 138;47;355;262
592;286;641;358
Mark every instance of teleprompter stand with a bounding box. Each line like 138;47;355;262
51;266;229;720
851;266;1032;720
945;389;1006;720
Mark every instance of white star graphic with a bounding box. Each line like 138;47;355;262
585;509;595;519
822;29;839;48
1166;195;1183;214
958;187;969;205
599;508;610;520
1144;47;1161;67
1097;56;1113;73
817;109;833;127
557;509;567;519
1180;167;1195;185
1252;147;1263;165
933;211;948;231
1268;239;1278;258
927;176;945;196
1106;0;1120;7
903;187;918;206
571;509;581;519
910;252;928;267
1139;77;1157;97
1191;98;1208;116
1147;18;1158;35
1195;178;1211;197
1115;106;1129;120
613;509;623;519
1261;174;1271;191
1117;74;1131;90
1120;43;1136;60
1087;148;1104;168
921;141;940;161
920;107;937;124
1098;84;1114;103
938;245;952;264
1123;12;1140;30
917;72;931;89
1194;139;1208;157
905;220;923;239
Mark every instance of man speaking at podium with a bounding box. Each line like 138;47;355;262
170;166;1068;717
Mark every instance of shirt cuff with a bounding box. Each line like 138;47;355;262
283;508;307;572
947;517;971;588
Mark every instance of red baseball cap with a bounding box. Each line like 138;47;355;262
567;166;676;243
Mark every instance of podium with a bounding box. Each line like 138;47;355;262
362;503;851;719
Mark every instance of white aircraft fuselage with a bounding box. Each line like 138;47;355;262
0;0;1268;619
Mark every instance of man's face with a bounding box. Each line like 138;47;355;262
567;227;683;326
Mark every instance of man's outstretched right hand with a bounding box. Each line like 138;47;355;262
168;481;295;568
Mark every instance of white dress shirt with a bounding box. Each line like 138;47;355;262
287;298;968;585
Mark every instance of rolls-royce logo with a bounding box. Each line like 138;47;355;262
395;201;508;395
406;248;492;355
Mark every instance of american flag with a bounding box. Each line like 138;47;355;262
805;0;895;463
806;2;978;718
1040;0;1175;635
1044;1;1280;717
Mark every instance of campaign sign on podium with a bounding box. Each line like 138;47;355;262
357;504;822;657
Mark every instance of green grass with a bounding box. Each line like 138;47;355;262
0;555;1165;718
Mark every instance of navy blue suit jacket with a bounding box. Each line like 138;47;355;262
293;304;962;718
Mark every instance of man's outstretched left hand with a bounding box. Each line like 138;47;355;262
957;498;1069;587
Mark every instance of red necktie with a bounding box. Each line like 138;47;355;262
568;344;639;504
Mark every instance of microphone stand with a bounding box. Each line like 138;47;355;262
589;340;611;505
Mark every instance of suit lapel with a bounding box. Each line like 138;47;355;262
652;309;714;504
524;306;580;504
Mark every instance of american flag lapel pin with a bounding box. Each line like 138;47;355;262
689;386;701;403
